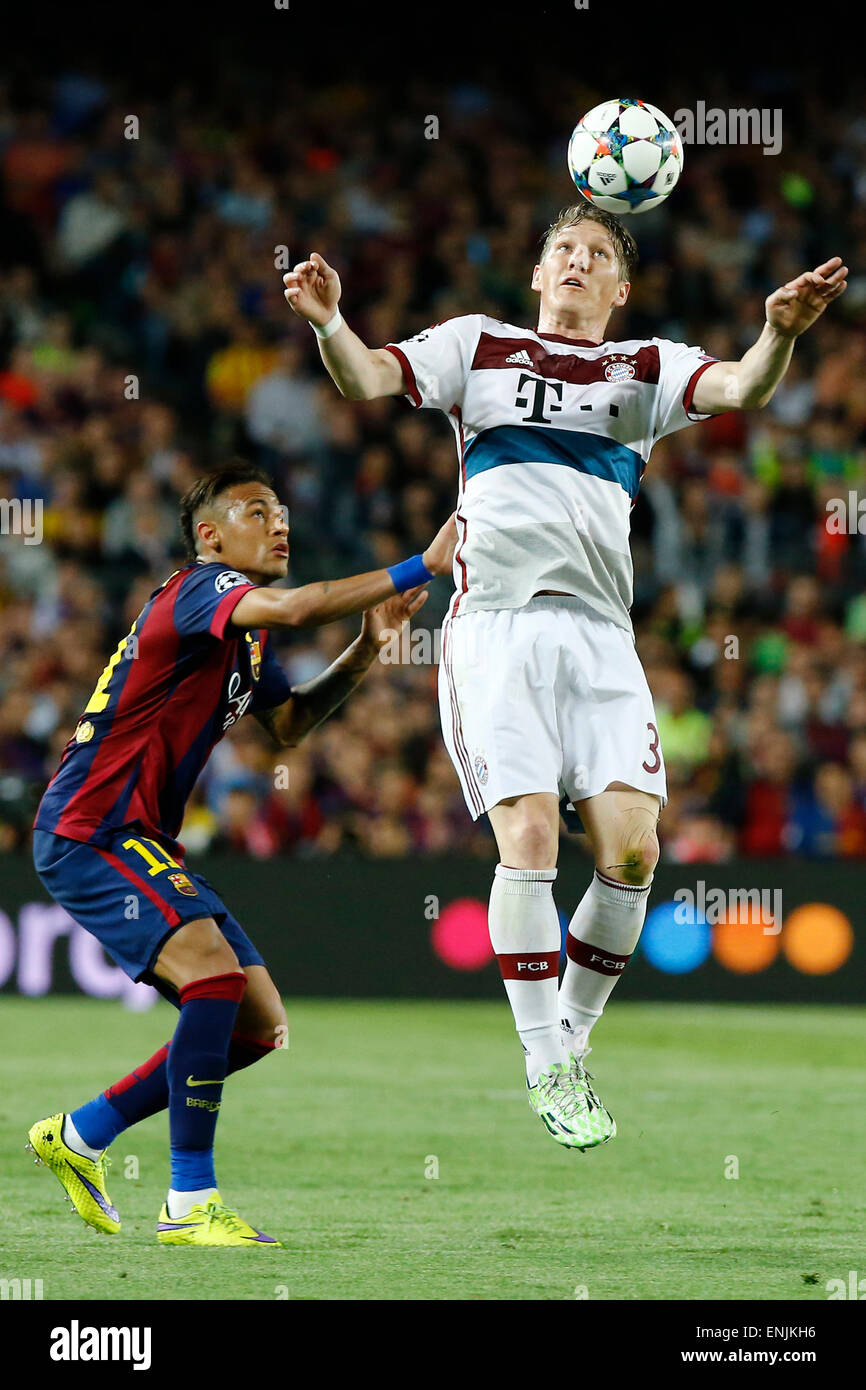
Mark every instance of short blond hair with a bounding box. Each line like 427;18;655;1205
540;204;638;282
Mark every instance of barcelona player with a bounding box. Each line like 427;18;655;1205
27;461;455;1247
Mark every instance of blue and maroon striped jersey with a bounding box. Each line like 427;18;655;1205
35;560;293;854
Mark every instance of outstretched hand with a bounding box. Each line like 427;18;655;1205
360;587;429;653
766;256;848;337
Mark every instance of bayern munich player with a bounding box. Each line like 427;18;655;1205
29;462;455;1245
284;204;847;1150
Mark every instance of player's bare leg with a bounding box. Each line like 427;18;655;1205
231;965;289;1047
559;784;660;1059
154;915;240;987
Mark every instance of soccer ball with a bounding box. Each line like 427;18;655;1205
567;98;683;215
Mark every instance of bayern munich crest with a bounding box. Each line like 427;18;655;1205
604;358;636;383
474;755;489;785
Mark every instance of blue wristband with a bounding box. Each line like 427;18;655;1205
387;554;434;592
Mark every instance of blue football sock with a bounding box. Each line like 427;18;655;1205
70;1094;136;1152
166;972;247;1193
69;1032;276;1151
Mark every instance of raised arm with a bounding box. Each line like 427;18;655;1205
229;512;457;632
283;253;403;400
692;256;848;413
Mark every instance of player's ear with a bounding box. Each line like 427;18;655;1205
611;280;630;309
196;517;220;552
530;263;543;293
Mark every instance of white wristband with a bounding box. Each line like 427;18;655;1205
313;309;343;340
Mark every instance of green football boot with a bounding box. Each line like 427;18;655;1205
528;1054;616;1151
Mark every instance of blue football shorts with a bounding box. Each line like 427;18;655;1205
33;827;265;985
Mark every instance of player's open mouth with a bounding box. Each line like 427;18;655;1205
561;277;586;290
272;546;288;557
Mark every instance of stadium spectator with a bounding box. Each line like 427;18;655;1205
0;63;864;860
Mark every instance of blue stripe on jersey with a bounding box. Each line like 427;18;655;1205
102;760;146;829
463;425;643;500
162;716;221;837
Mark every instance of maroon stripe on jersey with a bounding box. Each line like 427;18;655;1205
450;404;466;490
95;847;183;926
497;951;560;980
383;344;422;406
209;583;256;638
452;507;469;617
565;936;632;975
471;333;661;387
682;359;718;419
449;405;470;617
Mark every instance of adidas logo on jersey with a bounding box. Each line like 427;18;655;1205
505;349;535;367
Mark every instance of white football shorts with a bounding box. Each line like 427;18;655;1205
437;595;667;820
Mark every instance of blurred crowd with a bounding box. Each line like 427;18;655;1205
1;61;866;860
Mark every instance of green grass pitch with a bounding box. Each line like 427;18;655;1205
3;998;864;1300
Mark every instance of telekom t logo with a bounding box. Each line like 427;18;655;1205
515;373;564;424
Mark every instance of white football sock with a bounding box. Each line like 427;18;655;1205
62;1114;103;1162
559;870;651;1057
488;864;563;1086
167;1187;219;1219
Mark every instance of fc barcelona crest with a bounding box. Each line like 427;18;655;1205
246;632;262;681
168;872;198;897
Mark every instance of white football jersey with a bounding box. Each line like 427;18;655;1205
385;315;719;630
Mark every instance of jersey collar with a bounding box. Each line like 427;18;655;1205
535;331;604;347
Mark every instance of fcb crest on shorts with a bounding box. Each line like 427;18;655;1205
168;872;198;896
245;632;261;681
474;755;489;786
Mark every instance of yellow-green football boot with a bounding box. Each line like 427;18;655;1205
26;1113;120;1234
527;1054;616;1151
157;1192;282;1247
